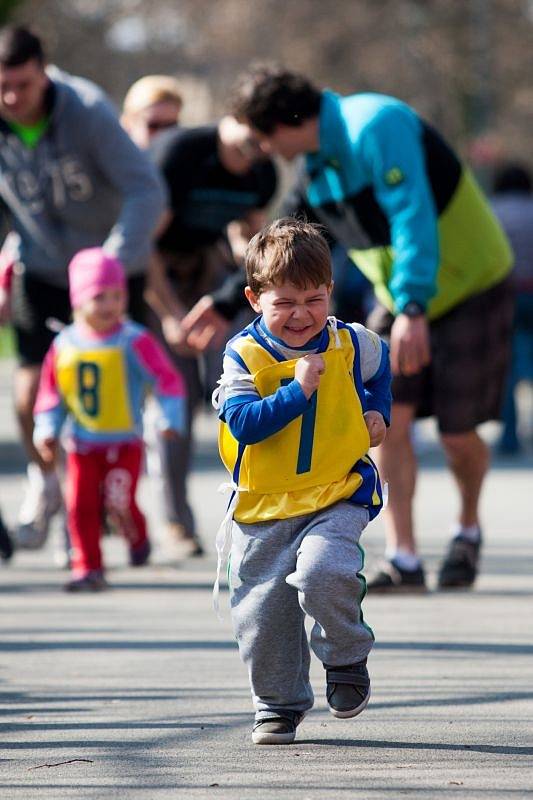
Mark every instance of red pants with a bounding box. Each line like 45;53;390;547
66;442;147;575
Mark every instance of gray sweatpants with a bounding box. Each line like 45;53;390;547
229;502;373;717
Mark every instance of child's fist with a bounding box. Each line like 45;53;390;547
295;354;325;399
364;411;387;447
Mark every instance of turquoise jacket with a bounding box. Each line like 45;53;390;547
303;91;512;319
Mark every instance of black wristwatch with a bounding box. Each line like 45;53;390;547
401;301;425;318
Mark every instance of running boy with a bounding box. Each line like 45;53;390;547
214;218;391;744
33;248;186;592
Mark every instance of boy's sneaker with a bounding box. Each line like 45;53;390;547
251;710;303;745
366;559;427;593
64;571;108;593
15;464;62;549
325;660;371;718
0;515;14;561
129;539;151;567
437;534;481;589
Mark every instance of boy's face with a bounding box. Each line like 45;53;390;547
245;281;333;347
77;286;127;334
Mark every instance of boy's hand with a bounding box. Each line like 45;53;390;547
364;411;387;447
295;354;325;399
162;315;185;346
161;315;197;356
36;437;58;465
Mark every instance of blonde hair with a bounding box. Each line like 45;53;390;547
245;218;332;294
122;75;183;117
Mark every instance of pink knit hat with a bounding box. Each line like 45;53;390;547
68;248;126;308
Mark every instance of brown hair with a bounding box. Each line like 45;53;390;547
245;218;331;294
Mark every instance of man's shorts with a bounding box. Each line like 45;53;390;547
367;279;514;434
10;267;147;367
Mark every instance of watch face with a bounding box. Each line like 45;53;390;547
403;302;424;317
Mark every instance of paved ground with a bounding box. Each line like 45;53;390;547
1;358;532;799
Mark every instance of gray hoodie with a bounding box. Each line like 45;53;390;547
0;66;166;286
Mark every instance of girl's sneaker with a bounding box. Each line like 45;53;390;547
64;570;108;592
129;539;151;567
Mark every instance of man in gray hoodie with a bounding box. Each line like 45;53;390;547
0;26;166;549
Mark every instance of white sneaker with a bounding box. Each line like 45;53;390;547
16;464;63;549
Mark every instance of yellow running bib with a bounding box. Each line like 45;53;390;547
219;326;372;522
56;345;133;433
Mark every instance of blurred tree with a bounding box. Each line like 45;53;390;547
5;0;533;165
0;0;23;24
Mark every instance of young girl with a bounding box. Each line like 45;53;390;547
33;248;186;591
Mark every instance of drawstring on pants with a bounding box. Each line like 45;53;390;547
213;481;245;620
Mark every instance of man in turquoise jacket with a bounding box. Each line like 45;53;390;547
226;64;513;592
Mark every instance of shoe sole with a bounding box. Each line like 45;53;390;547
329;688;371;719
63;582;108;593
368;584;428;595
251;730;296;745
438;581;475;590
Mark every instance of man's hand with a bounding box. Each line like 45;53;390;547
364;410;387;447
181;295;231;352
36;437;58;466
389;313;431;376
159;427;182;441
0;286;11;326
161;315;197;356
161;315;185;346
294;354;325;399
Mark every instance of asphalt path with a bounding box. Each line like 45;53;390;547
1;359;532;799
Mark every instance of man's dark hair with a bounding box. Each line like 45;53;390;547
230;65;322;133
0;26;45;68
493;162;532;194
